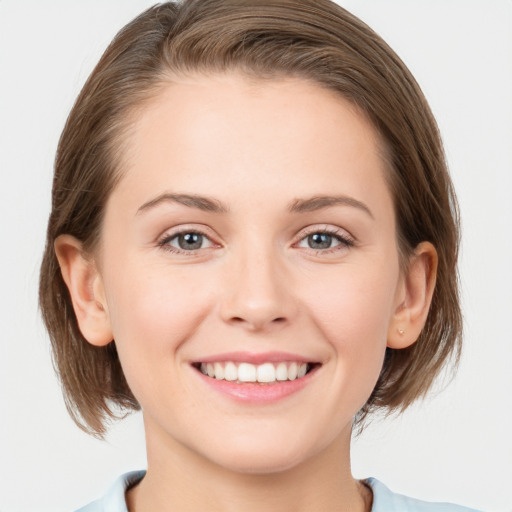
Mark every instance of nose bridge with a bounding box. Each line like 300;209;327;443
220;233;294;330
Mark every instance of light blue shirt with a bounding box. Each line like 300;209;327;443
75;471;483;511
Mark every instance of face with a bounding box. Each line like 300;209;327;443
95;73;405;473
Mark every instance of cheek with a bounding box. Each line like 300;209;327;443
301;260;399;382
102;261;214;384
305;264;397;339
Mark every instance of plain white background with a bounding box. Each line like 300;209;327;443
0;1;511;511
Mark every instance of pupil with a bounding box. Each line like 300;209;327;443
308;233;332;249
179;233;202;250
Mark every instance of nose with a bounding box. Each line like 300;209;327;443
219;244;297;332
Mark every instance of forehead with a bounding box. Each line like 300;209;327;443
111;72;391;214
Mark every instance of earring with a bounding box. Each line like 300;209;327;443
398;328;405;335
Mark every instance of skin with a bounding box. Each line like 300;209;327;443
56;73;437;512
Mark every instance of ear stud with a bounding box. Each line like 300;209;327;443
398;328;405;335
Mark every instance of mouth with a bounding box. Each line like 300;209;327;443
192;361;320;384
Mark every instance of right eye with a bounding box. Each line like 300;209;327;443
301;232;341;250
159;230;214;253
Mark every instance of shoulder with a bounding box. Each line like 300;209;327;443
74;472;484;512
74;470;146;512
367;478;484;512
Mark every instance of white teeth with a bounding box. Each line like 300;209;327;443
257;363;276;383
276;362;288;381
224;362;238;381
199;361;311;383
288;362;298;380
214;362;224;380
238;363;257;382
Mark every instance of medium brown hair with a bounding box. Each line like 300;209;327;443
40;0;461;437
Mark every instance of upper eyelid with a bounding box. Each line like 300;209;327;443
294;224;355;241
158;224;218;242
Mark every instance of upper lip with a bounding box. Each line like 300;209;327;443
191;351;320;365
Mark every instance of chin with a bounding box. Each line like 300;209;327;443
197;430;326;476
214;448;309;475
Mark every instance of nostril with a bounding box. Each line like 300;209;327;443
227;315;287;331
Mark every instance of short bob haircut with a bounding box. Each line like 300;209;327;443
40;0;461;437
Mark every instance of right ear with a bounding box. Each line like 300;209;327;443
54;235;113;347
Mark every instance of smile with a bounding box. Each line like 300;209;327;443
191;352;321;402
198;361;311;384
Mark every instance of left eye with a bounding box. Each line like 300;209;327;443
297;232;349;250
164;232;213;251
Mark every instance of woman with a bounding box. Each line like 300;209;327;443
37;1;493;510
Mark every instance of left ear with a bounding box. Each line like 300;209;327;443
387;241;438;349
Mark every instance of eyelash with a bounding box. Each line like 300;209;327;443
294;227;355;254
157;226;355;256
157;228;216;255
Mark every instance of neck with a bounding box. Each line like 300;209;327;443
127;418;372;512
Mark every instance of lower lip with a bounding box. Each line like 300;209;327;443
194;368;317;403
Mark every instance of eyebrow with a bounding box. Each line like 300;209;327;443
136;193;229;215
288;195;374;218
136;192;373;218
